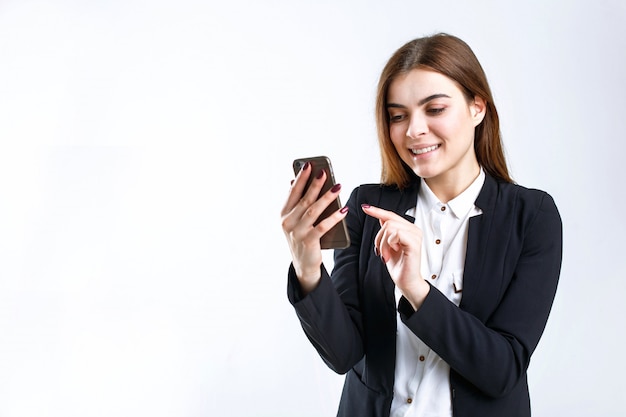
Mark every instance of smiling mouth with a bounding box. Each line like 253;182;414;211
410;144;440;155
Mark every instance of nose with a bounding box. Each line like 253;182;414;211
405;113;428;139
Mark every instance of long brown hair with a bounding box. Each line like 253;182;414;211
375;33;512;187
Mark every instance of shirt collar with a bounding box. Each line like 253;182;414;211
418;168;485;219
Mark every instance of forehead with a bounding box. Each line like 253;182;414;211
387;68;463;102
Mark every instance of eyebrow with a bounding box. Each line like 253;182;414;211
387;93;451;109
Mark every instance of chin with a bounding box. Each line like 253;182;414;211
409;164;438;180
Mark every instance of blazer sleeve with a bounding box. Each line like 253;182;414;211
286;186;367;374
398;190;563;398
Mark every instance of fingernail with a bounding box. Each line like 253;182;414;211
381;255;387;264
290;179;294;186
302;162;310;171
374;245;379;256
316;169;324;179
361;204;371;209
340;206;349;214
331;183;341;193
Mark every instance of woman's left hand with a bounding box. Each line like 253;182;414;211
362;204;430;310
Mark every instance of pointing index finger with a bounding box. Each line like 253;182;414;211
361;204;402;222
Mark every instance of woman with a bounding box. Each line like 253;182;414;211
280;33;562;417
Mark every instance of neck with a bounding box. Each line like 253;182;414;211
424;165;481;203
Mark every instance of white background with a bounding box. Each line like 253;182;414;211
1;1;624;416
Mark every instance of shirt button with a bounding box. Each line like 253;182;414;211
419;355;425;362
435;239;441;245
431;274;437;280
441;206;446;211
407;398;413;404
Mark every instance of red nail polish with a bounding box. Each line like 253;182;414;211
302;162;310;171
331;183;341;193
340;206;349;214
316;169;324;179
361;204;371;209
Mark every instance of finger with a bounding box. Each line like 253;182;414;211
298;179;342;229
299;168;328;210
377;220;420;260
281;161;312;216
313;204;349;237
386;226;423;261
377;226;399;263
385;229;402;252
374;223;391;260
361;204;405;223
282;164;327;224
373;219;398;257
281;172;341;236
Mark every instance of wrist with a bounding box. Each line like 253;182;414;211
401;281;430;311
294;266;322;295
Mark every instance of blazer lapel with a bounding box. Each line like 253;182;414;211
460;174;498;312
397;181;421;222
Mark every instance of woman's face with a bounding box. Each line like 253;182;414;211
387;68;486;187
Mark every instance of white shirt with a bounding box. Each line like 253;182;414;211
390;169;485;417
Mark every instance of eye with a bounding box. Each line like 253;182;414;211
427;107;445;115
389;114;406;123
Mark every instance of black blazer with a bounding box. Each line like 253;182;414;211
288;173;562;417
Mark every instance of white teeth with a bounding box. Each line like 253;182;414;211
410;145;439;155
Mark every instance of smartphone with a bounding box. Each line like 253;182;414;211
292;156;351;249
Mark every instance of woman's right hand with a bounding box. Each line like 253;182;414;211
280;162;349;295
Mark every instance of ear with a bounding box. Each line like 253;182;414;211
471;96;487;126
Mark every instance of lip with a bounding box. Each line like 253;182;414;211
409;144;441;157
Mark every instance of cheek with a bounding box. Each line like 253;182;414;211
389;128;405;153
446;111;475;133
389;124;404;143
428;118;453;134
431;117;468;141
